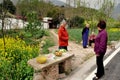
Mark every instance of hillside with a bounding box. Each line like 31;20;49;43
63;7;106;21
8;0;119;20
15;0;105;20
1;0;111;21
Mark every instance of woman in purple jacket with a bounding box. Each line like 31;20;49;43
93;20;108;80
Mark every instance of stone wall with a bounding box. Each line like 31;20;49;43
28;53;74;80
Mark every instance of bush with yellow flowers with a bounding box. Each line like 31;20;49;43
0;36;39;80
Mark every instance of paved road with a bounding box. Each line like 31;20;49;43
85;46;120;80
61;42;120;80
102;51;120;80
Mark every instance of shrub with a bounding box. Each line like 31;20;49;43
25;11;42;35
0;36;39;80
69;16;85;28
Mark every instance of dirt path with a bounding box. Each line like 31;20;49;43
49;29;95;69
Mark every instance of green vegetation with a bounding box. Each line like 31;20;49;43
107;28;120;44
0;0;16;14
0;29;54;79
69;16;85;28
25;11;42;34
42;38;54;54
68;29;82;43
0;37;39;80
68;28;120;44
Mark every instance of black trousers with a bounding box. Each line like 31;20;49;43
96;54;105;78
89;40;95;46
59;46;68;51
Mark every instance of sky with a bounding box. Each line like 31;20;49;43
58;0;120;9
0;0;120;8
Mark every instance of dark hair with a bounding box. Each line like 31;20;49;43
97;20;106;29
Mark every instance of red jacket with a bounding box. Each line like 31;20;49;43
89;34;96;40
58;26;69;46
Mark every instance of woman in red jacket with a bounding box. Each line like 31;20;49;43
58;21;69;51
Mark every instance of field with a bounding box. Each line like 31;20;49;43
68;28;120;44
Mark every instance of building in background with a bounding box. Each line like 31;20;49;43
42;17;53;29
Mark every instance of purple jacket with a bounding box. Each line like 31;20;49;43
94;29;108;55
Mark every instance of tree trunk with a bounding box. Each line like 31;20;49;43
1;15;6;52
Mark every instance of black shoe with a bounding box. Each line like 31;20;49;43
95;73;97;76
83;46;87;48
93;76;99;80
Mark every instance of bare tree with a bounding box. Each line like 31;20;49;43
73;0;76;7
66;0;71;7
100;0;115;18
77;0;81;7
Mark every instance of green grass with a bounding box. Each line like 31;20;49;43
107;29;120;44
67;28;120;44
68;28;83;43
67;28;97;43
42;38;54;54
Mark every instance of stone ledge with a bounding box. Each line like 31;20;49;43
28;53;74;71
28;52;74;80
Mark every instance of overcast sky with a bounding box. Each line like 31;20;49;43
0;0;120;8
59;0;120;9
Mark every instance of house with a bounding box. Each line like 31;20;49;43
42;17;53;29
0;18;28;30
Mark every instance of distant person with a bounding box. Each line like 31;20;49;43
82;23;90;48
89;31;96;47
58;20;69;51
93;20;108;80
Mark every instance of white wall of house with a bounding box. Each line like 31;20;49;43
0;18;28;30
0;17;52;30
42;17;52;29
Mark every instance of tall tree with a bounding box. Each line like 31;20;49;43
66;0;71;7
1;0;16;14
0;1;8;52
